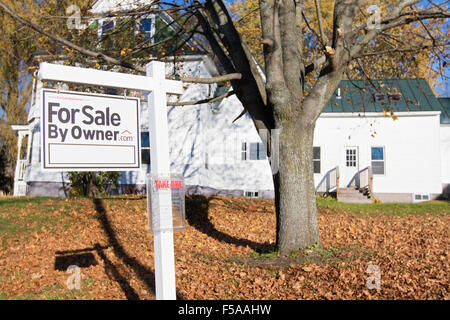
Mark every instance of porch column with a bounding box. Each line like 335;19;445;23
13;132;25;196
25;131;32;164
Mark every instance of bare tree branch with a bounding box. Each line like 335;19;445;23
0;0;242;86
181;73;242;83
0;0;144;71
354;42;450;58
167;89;234;106
313;0;327;48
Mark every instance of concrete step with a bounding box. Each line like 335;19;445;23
339;198;372;204
338;188;372;203
338;190;360;195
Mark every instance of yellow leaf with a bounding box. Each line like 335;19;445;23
302;266;313;272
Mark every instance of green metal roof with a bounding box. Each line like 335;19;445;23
323;79;448;124
438;98;450;124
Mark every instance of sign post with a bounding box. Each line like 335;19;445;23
37;61;183;300
147;62;178;300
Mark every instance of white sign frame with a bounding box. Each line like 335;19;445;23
40;89;141;171
37;62;183;300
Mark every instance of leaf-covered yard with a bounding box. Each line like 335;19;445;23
0;195;448;300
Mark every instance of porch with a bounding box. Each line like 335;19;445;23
315;165;374;203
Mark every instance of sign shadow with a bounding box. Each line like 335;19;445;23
185;195;275;254
92;198;185;300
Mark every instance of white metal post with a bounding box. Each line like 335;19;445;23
146;61;176;300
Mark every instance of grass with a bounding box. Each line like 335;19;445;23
1;195;447;241
0;284;88;300
0;196;53;208
0;196;74;248
245;244;379;268
1;195;447;244
0;194;448;299
316;196;450;216
0;210;59;235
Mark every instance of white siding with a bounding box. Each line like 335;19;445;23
196;93;274;193
314;112;443;195
440;124;450;184
20;54;446;199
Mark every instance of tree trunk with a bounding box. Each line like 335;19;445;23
275;120;320;255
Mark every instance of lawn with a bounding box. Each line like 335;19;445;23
0;195;448;299
316;196;450;216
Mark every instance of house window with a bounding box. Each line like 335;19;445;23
388;94;401;101
244;191;259;198
346;148;357;167
141;132;150;166
313;147;321;174
371;146;385;175
374;93;385;102
242;142;267;161
241;142;247;160
101;19;115;48
249;142;266;160
102;20;114;35
138;18;152;42
413;194;430;202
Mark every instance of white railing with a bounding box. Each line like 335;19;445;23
330;166;340;192
316;166;340;194
359;166;373;194
17;159;27;181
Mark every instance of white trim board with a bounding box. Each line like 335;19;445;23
38;62;183;94
320;111;441;118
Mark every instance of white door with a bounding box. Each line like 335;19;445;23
343;146;360;188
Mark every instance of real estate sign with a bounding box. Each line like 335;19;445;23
41;89;141;170
37;61;183;300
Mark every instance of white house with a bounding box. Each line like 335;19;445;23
10;1;450;203
193;78;450;203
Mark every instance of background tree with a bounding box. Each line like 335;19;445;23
230;0;448;91
67;171;121;197
0;0;40;194
0;0;448;254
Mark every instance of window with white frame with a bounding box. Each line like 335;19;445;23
137;18;153;43
371;146;385;175
413;194;430;202
101;19;114;35
346;148;357;167
100;19;115;48
241;142;266;160
313;146;321;174
251;142;266;160
241;142;247;160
